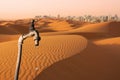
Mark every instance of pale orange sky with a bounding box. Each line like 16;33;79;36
0;0;119;19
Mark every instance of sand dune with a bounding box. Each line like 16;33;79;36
0;26;19;35
60;22;120;40
35;41;120;80
0;35;87;80
1;21;120;42
1;20;120;35
70;22;110;33
70;22;120;35
0;21;29;34
0;19;85;35
95;37;120;45
94;37;120;53
0;19;82;43
39;22;120;40
35;19;75;33
0;21;14;26
0;19;120;80
0;34;19;42
48;20;73;31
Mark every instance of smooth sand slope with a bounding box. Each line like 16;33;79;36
0;19;35;35
41;22;120;40
35;39;120;80
36;19;76;33
0;18;85;35
1;20;120;36
0;19;70;35
69;22;120;37
94;37;120;53
95;37;120;45
0;35;87;80
70;22;120;33
48;20;73;31
0;34;19;42
0;19;89;43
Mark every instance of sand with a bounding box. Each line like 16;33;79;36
0;35;87;80
0;34;19;42
69;22;120;33
0;19;120;80
35;41;120;80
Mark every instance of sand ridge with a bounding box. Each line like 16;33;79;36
95;37;120;45
0;35;87;80
35;41;120;80
69;22;120;34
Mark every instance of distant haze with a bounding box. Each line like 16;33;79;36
0;0;119;20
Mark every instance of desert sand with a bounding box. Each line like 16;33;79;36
0;35;87;80
0;19;120;80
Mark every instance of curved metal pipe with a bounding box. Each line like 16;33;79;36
14;30;41;80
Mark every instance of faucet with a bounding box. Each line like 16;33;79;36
18;30;40;46
14;19;41;80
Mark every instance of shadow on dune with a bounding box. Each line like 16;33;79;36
0;25;56;35
1;21;120;36
36;27;57;33
69;22;120;40
41;22;120;40
42;31;119;40
34;42;120;80
0;24;29;35
68;32;110;40
0;20;56;35
108;22;120;35
70;33;120;41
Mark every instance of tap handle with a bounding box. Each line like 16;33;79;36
29;19;35;31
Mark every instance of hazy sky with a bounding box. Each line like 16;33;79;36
0;0;119;19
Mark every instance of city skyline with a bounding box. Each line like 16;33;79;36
0;0;119;20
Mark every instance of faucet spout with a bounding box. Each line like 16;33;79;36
34;30;41;46
18;30;41;46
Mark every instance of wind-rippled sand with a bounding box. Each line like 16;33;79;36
0;35;87;80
